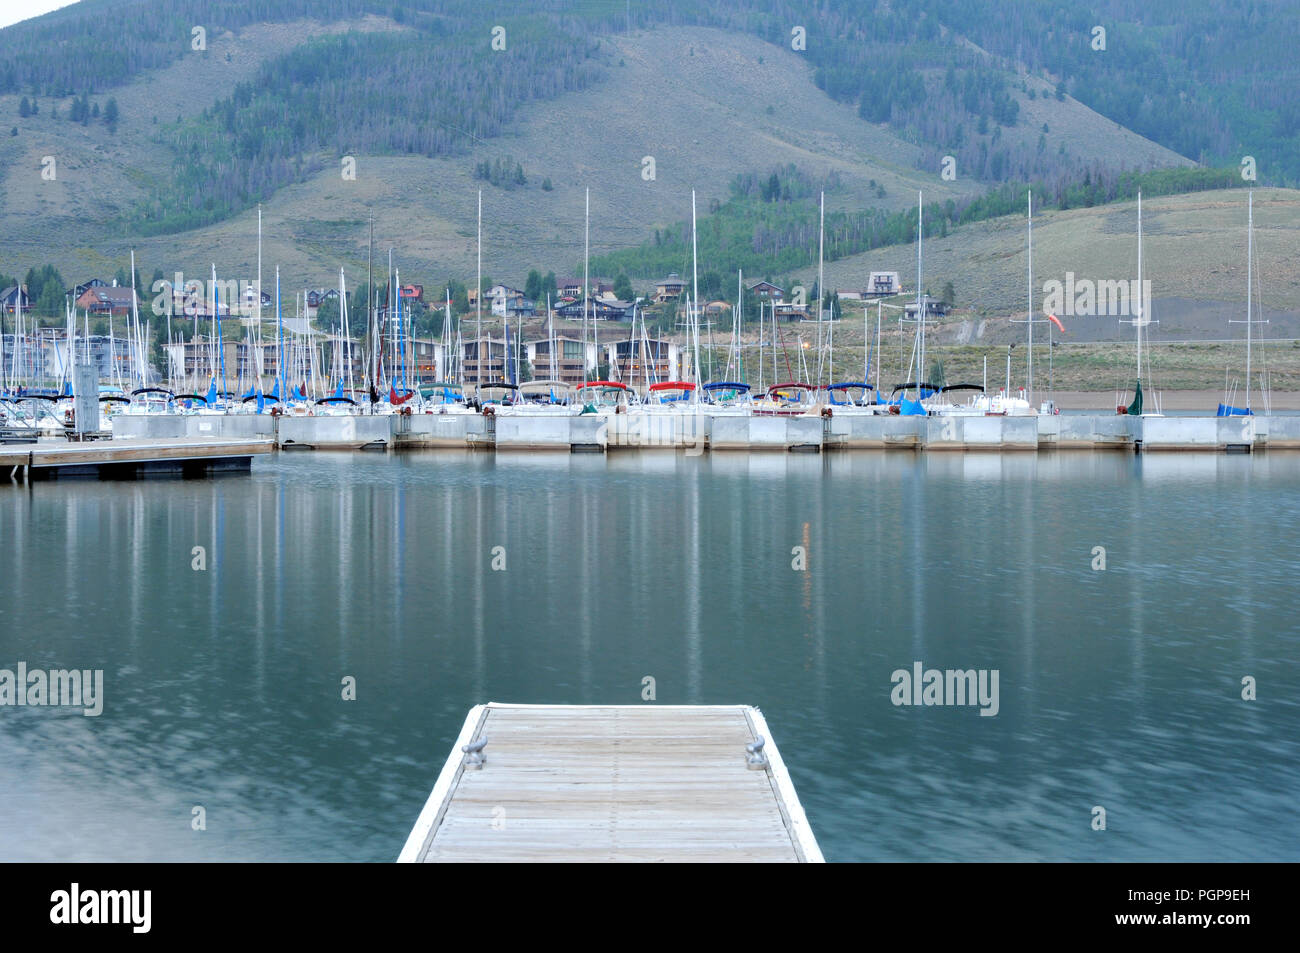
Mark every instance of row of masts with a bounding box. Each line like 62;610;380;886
0;190;1271;405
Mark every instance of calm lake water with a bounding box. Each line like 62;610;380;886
2;450;1298;862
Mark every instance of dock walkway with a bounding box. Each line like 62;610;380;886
399;703;822;863
1;437;273;481
109;411;1300;454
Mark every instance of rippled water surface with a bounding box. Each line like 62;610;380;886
1;450;1297;861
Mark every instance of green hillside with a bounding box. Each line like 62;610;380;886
0;1;1296;336
2;0;1295;240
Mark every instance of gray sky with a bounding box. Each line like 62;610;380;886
0;0;81;30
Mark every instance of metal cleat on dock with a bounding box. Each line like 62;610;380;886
461;737;488;769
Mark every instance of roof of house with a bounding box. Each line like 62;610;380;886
69;278;108;295
80;286;138;307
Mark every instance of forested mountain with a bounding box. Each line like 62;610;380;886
0;0;1294;238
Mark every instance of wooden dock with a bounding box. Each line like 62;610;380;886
398;703;823;863
1;437;273;481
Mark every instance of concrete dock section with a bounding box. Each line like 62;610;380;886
399;703;823;863
103;410;1300;454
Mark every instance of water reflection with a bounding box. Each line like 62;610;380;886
1;451;1297;860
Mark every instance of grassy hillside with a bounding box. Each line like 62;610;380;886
0;22;1189;297
3;0;1269;246
796;188;1300;326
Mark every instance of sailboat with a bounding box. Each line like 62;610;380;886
1118;191;1162;416
1218;190;1267;416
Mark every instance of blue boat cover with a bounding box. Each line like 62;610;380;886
1215;404;1253;417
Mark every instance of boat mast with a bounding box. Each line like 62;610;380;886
875;299;882;394
1137;191;1143;391
367;210;374;399
691;190;701;390
257;205;263;372
735;268;743;382
1246;190;1253;411
444;287;453;383
386;248;394;386
1027;190;1033;403
817;191;825;384
130;249;141;389
916;191;924;394
396;268;405;391
1229;189;1266;412
276;265;283;404
341;267;354;398
213;262;226;405
587;188;597;383
547;292;555;381
0;279;6;393
477;190;483;385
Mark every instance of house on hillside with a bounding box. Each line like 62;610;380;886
305;288;340;319
75;284;137;317
653;273;686;303
773;302;810;322
867;271;901;297
488;285;536;317
550;276;614;300
903;296;949;320
401;284;424;303
554;297;631;321
704;300;732;317
68;278;108;299
0;285;31;314
747;280;785;301
549;277;574;298
242;284;273;313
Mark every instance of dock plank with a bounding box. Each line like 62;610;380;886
399;703;822;863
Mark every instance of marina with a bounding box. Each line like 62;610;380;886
1;0;1296;886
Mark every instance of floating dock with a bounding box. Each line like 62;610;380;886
398;703;823;863
1;437;273;481
109;411;1300;454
